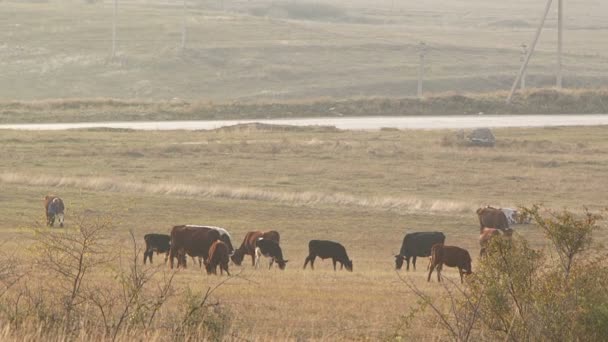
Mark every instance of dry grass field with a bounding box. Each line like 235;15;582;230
2;0;608;101
0;124;607;340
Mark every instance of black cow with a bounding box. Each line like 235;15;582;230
255;238;288;270
303;240;352;272
143;233;171;264
395;232;446;271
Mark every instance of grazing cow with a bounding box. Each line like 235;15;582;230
169;225;220;269
476;206;509;232
303;240;352;272
255;238;288;270
44;195;65;228
427;244;472;283
395;232;446;271
184;225;234;254
479;227;514;257
205;240;231;276
231;230;280;266
143;233;171;264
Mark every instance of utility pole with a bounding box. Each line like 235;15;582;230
557;0;563;89
181;0;187;52
520;44;528;90
111;0;117;59
507;0;553;103
417;41;427;99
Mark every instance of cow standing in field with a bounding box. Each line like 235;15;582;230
231;230;280;266
427;244;472;283
476;206;509;232
143;233;171;264
255;238;288;270
44;195;65;228
169;225;220;269
395;232;445;271
205;240;231;276
479;227;514;257
303;240;352;272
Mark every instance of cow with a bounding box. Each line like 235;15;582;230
255;238;288;270
205;240;231;276
184;225;234;254
231;230;280;266
143;233;170;264
427;244;472;284
44;195;65;228
303;240;352;272
395;232;446;271
479;227;514;257
476;206;509;233
169;225;220;269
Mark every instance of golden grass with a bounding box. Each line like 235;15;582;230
0;125;607;339
2;88;608;123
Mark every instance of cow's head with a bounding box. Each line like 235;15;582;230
230;249;244;265
276;258;288;270
220;235;234;255
344;259;353;272
394;255;405;270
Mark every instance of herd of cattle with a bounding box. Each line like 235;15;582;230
44;195;529;283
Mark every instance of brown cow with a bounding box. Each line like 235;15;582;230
427;244;472;283
479;227;513;257
205;240;231;276
169;225;220;269
476;206;509;233
231;230;280;266
44;195;65;227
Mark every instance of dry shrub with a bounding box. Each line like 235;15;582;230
0;212;234;341
399;205;608;341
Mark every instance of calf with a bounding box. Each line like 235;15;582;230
205;240;231;276
479;227;513;257
255;238;288;270
232;230;280;266
303;240;352;272
395;232;445;271
427;244;472;284
143;233;171;264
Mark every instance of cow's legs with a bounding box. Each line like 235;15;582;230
437;264;443;282
269;258;274;269
427;262;436;282
250;252;256;266
254;247;261;269
303;255;316;269
406;256;410;271
164;251;169;264
57;213;64;228
332;258;337;271
412;256;417;271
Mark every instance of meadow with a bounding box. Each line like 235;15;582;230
0;124;607;340
2;0;608;102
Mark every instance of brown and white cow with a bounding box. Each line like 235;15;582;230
205;240;231;276
44;195;65;228
427;244;472;283
169;225;220;269
476;206;509;233
479;227;514;257
231;230;280;266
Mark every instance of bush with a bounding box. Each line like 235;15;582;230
400;205;607;341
